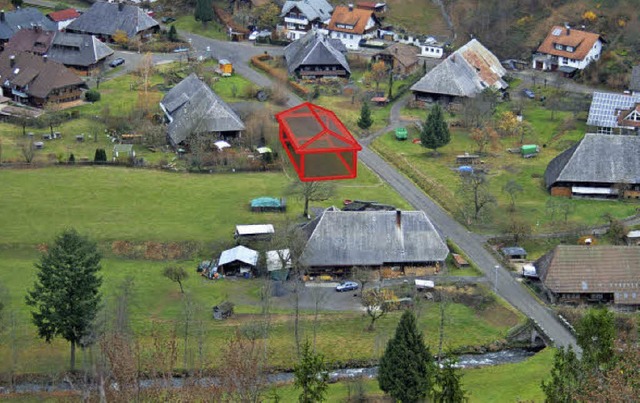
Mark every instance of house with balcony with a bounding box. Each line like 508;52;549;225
532;25;602;74
327;4;379;50
280;0;333;41
284;30;350;79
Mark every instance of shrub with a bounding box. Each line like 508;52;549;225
94;148;107;163
68;153;75;164
85;89;101;102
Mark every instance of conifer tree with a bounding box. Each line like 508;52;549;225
420;103;450;155
194;0;214;28
357;101;373;131
379;310;435;402
294;339;328;403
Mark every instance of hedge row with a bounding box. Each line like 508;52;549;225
250;55;310;98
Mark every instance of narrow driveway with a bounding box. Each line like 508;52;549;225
148;32;581;351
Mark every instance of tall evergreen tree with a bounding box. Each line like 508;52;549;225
541;346;583;402
434;354;467;403
26;229;102;371
420;103;450;155
357;101;373;131
379;310;435;402
576;307;615;371
194;0;214;28
167;24;178;42
294;339;329;403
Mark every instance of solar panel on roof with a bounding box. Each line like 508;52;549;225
552;28;563;36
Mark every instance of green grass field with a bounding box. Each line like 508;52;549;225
371;103;638;233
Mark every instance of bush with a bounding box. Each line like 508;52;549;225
85;89;101;102
94;148;107;163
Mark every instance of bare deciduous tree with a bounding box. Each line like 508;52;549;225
287;180;335;218
19;140;35;163
362;288;398;331
219;329;267;402
459;173;496;223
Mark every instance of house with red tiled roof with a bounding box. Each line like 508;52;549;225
532;25;602;73
327;4;379;50
47;8;80;30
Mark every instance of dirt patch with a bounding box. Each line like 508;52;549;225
111;240;199;260
477;302;520;328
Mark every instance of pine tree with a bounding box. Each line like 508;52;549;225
387;72;394;100
26;229;102;371
434;354;467;403
379;310;435;402
357;101;373;131
168;25;178;42
576;307;615;371
294;339;329;403
541;346;583;402
420;103;450;155
194;0;214;28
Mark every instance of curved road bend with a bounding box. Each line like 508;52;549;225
182;33;579;351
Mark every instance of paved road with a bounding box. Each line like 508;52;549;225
139;32;581;351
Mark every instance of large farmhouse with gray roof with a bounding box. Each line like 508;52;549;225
535;245;640;306
281;0;333;41
160;73;245;148
66;1;159;42
284;30;350;79
544;133;640;199
587;91;640;134
300;210;449;275
411;39;507;104
0;8;56;45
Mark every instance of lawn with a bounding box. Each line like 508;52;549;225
371;103;639;233
272;348;554;402
173;17;228;41
382;0;450;36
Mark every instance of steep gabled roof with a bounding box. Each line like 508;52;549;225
587;91;640;129
66;1;159;38
48;32;114;67
535;245;640;304
544;133;640;188
280;0;333;22
301;210;449;267
160;73;245;145
218;245;259;267
0;8;57;41
47;8;80;22
284;30;350;75
0;51;85;98
411;39;507;98
375;43;419;69
536;26;601;61
327;5;376;34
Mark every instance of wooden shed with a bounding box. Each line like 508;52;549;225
219;59;233;76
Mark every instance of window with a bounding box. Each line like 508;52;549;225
566;46;574;52
554;43;563;50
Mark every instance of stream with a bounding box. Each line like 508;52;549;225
5;349;537;394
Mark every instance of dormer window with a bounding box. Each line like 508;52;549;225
566;46;574;52
625;110;640;122
554;43;563;51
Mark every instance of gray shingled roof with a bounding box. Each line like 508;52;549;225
280;0;333;22
411;39;507;98
284;31;350;75
535;245;640;305
586;91;640;129
630;66;640;93
47;33;114;67
66;1;159;38
0;8;57;41
301;210;449;267
160;73;245;146
544;133;640;188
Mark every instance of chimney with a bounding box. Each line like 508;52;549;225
566;27;570;35
1;10;5;22
10;55;15;67
348;3;353;11
118;2;124;11
395;210;401;228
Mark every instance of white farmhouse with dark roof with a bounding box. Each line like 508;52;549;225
159;73;245;148
280;0;333;41
301;210;449;275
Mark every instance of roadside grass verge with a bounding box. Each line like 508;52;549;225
173;17;227;41
445;239;483;277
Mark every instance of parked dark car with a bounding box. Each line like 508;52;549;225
109;58;125;68
161;16;176;23
336;281;358;292
522;88;535;99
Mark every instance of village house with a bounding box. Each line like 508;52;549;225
419;37;445;59
283;30;350;79
0;51;86;107
4;27;114;75
46;8;80;31
66;1;159;42
300;209;449;277
372;42;420;76
544;133;640;199
411;39;507;104
0;8;56;46
629;65;640;95
159;73;245;148
535;245;640;307
587;91;640;134
280;0;333;41
327;4;379;50
532;25;602;74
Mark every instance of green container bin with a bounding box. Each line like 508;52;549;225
395;127;408;140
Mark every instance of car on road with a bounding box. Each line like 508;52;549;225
522;88;535;99
336;281;358;292
161;16;176;24
248;31;259;41
109;58;125;68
